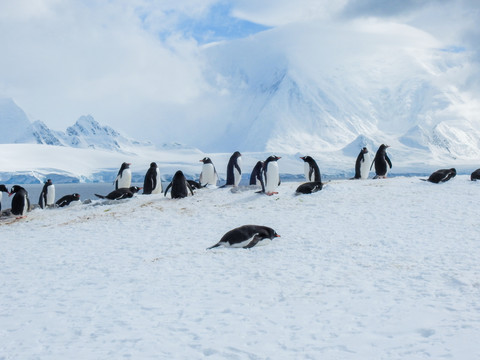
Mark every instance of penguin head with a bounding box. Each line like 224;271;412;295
173;170;185;180
266;155;281;162
0;184;8;193
266;227;281;239
9;185;25;196
150;162;157;168
450;168;457;176
300;156;314;163
72;193;80;200
129;186;142;194
46;179;53;185
361;147;368;153
232;151;241;158
121;162;131;170
200;157;212;164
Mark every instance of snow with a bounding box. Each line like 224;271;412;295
1;176;480;359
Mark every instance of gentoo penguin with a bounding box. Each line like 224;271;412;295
9;185;30;217
224;151;242;186
207;225;280;249
263;155;281;195
56;193;80;207
0;184;9;212
295;182;323;195
38;179;55;209
300;156;321;182
143;162;162;194
353;147;370;179
471;168;480;181
199;157;218;186
95;186;142;200
370;144;392;179
114;162;132;190
187;180;204;190
249;161;264;186
422;168;457;183
164;170;194;199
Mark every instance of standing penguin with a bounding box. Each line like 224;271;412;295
9;185;30;217
114;162;132;190
56;193;81;207
471;168;480;181
164;170;194;199
143;162;162;194
263;155;281;195
38;179;55;209
353;147;371;179
224;151;242;186
199;157;218;187
249;161;264;186
370;144;392;179
300;156;321;182
422;168;457;183
0;184;9;212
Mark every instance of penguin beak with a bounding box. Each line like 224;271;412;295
8;192;13;197
300;157;305;160
275;234;281;237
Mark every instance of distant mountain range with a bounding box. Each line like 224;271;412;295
0;98;150;152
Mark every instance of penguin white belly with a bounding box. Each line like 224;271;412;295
117;169;132;188
234;157;242;186
227;234;259;248
151;169;162;194
21;194;28;216
360;156;370;180
46;185;55;205
200;164;217;186
265;162;280;193
304;163;311;181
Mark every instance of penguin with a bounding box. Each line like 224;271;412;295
38;179;55;209
187;180;205;190
263;155;281;195
95;186;142;200
164;170;194;199
353;147;370;179
422;168;456;183
207;225;280;249
114;162;132;190
249;161;264;186
9;185;30;217
199;157;218;186
471;168;480;181
300;156;321;182
370;144;392;179
295;182;323;195
0;184;9;212
224;151;242;186
143;162;162;194
56;193;80;207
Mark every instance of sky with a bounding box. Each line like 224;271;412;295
0;0;478;145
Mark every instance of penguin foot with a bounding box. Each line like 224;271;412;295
266;192;278;196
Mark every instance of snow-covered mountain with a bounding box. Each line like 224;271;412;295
0;98;151;151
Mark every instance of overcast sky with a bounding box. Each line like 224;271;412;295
0;0;478;143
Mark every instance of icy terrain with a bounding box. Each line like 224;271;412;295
1;177;480;359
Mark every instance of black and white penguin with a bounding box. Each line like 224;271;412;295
95;186;142;200
164;170;194;199
295;182;323;195
471;168;480;181
114;162;132;190
56;193;81;207
249;161;264;186
353;147;370;179
422;168;457;183
300;156;321;182
143;162;162;194
199;157;218;186
207;225;280;249
38;179;55;209
263;155;281;195
370;144;392;179
224;151;242;186
0;184;9;212
187;180;204;190
9;185;30;217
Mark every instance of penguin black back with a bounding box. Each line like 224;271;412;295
95;186;141;200
164;171;194;199
0;184;8;211
471;168;480;181
371;144;392;178
56;193;80;207
425;168;456;183
225;151;242;186
353;147;369;179
143;162;158;194
295;182;323;195
249;161;264;186
300;156;321;182
10;185;30;216
207;225;280;249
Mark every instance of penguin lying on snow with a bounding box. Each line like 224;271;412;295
56;193;80;207
471;168;480;181
95;186;142;200
371;144;392;179
421;168;456;183
164;171;194;199
207;225;280;249
0;184;9;212
9;185;30;218
295;182;323;195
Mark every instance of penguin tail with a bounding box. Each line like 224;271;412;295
419;179;428;182
94;194;106;199
206;243;221;250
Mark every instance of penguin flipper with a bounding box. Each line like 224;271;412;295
386;155;392;169
95;194;106;199
164;182;172;197
243;235;261;249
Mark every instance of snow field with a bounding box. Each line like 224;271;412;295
1;176;480;359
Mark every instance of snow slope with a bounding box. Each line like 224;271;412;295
1;177;480;359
